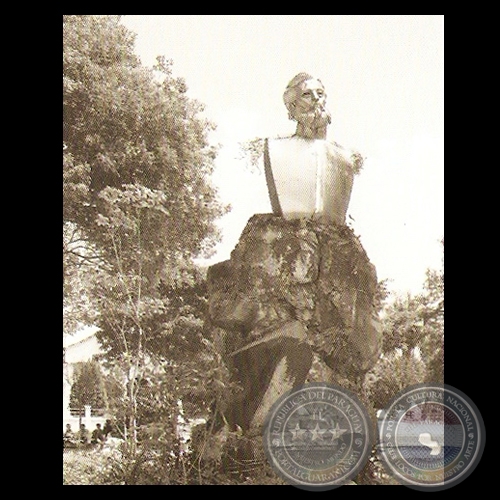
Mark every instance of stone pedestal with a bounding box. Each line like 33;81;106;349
205;214;381;442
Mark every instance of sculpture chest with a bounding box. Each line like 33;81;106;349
266;137;354;225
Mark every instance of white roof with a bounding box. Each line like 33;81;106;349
63;325;100;348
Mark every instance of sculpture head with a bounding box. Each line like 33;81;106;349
283;73;331;139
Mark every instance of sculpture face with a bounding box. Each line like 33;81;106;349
287;78;331;138
293;79;327;116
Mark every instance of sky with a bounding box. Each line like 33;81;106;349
120;15;444;296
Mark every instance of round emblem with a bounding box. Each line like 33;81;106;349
378;383;485;490
262;383;373;490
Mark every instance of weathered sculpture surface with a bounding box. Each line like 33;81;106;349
202;74;380;463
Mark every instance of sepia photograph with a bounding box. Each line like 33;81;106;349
63;15;446;486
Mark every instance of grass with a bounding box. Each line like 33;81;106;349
63;442;397;485
63;446;122;485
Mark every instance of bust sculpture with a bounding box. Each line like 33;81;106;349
200;74;380;467
264;72;363;225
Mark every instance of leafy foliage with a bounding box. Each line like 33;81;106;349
63;15;232;470
70;360;108;410
355;240;444;484
237;137;265;173
364;239;444;409
364;348;428;410
63;15;228;329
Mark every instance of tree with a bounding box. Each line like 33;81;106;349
418;247;444;383
63;15;227;322
364;238;444;409
63;15;230;460
356;241;444;485
92;212;231;451
70;360;108;411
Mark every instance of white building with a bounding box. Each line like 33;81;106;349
63;326;107;433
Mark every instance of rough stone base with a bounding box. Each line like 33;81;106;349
205;213;381;441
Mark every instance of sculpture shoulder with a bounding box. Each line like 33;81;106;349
327;139;348;153
326;140;364;174
326;139;352;158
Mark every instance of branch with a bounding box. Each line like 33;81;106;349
66;237;89;246
66;249;102;261
66;224;79;245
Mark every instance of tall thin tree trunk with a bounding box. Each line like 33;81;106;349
128;372;138;456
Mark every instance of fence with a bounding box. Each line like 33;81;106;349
69;406;107;417
64;405;108;433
